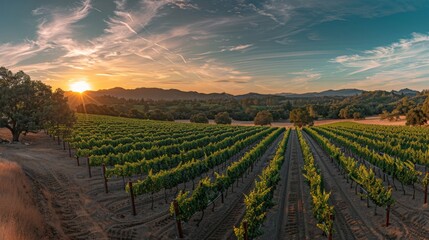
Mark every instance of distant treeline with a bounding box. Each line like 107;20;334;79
74;90;429;124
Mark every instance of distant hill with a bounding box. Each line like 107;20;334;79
277;89;364;98
65;87;420;108
85;87;234;100
392;88;419;96
65;87;235;105
235;92;276;99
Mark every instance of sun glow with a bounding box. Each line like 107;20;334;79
70;81;91;93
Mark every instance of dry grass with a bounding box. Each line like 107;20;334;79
0;160;44;240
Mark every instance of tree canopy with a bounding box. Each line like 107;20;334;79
190;113;209;124
0;67;75;142
406;108;427;126
214;112;232;125
422;96;429;118
289;108;313;127
254;110;273;126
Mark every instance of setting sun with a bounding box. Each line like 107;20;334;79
70;81;91;93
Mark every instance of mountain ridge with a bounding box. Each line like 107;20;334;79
65;87;419;101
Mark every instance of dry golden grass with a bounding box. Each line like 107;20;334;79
0;160;44;240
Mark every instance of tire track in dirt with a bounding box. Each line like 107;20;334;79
276;130;308;240
315;129;429;239
103;135;271;239
185;132;284;240
25;167;107;240
302;131;382;240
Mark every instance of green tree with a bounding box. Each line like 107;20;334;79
353;112;364;120
422;96;429;118
380;110;389;120
0;67;75;142
406;107;427;126
47;89;76;139
190;113;209;124
396;97;416;115
289;108;313;127
128;109;146;119
307;105;318;120
254;110;273;126
338;108;349;119
214;112;232;125
147;109;174;121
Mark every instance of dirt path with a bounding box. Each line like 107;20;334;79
260;130;318;240
1;127;427;240
302;131;384;239
0;129;280;240
180;132;284;240
301;131;429;239
0;132;110;240
322;133;429;239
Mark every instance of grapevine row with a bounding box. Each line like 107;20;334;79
303;128;394;212
233;129;290;239
106;127;266;176
297;129;334;238
90;127;253;166
313;127;420;193
322;124;429;166
128;127;280;197
80;126;241;157
169;127;284;222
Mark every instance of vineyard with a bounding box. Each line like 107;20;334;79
18;115;429;239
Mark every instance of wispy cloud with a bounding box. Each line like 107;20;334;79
1;0;427;94
245;0;423;45
332;33;429;89
225;44;254;52
0;0;91;67
288;69;321;85
35;0;91;44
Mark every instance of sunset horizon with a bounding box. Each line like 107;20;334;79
1;0;429;94
66;84;420;95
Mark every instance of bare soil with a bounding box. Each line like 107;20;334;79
259;130;320;240
0;129;286;240
302;131;429;240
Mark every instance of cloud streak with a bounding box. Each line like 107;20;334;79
332;32;429;89
0;0;427;94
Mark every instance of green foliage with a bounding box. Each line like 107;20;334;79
422;172;429;187
234;129;290;239
0;67;75;141
172;127;284;223
406;107;427;126
396;97;416;115
314;125;421;185
132;127;278;195
304;127;394;208
214;112;232;124
290;108;313;127
107;128;266;175
190;113;209;124
338;105;367;119
253;110;273;126
147;109;174;121
320;122;429;166
297;129;334;236
423;96;429;118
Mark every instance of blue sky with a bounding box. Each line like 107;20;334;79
1;0;429;94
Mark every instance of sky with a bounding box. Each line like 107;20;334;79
1;0;429;94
